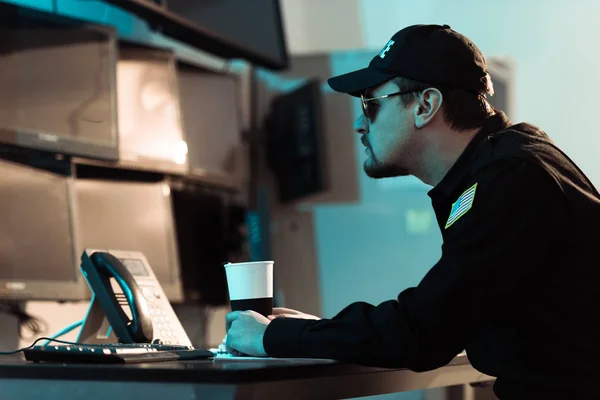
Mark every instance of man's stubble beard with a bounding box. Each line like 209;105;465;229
363;151;410;178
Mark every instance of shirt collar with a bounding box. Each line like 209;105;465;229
429;111;513;198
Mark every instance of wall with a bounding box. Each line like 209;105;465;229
280;0;366;55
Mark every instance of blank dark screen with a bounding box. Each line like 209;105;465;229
74;179;177;286
488;75;508;116
0;159;75;281
0;24;116;147
167;0;286;65
177;68;241;177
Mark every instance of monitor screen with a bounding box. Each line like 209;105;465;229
487;58;514;119
170;184;229;305
167;0;288;69
266;80;328;203
177;65;241;184
0;3;118;160
102;0;288;70
0;155;88;300
117;44;188;174
73;178;184;302
488;75;508;116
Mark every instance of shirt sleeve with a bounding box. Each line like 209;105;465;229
262;159;567;370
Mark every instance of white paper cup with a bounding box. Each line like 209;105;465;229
224;260;274;317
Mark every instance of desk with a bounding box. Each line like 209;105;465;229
0;354;494;400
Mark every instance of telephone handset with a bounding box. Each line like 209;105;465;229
78;249;192;346
85;252;153;343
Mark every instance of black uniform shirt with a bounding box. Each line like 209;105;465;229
263;112;600;399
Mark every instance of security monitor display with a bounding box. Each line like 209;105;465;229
117;46;188;172
488;76;508;116
0;3;118;160
486;59;514;118
266;80;327;202
0;157;87;300
171;185;229;305
73;179;184;302
167;0;288;69
177;66;241;181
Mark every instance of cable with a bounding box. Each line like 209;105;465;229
19;317;47;340
0;302;48;339
39;320;84;347
0;337;82;357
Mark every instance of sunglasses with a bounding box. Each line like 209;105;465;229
360;90;421;123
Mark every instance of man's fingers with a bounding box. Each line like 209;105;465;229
224;322;243;356
225;321;236;346
268;314;293;320
225;329;234;353
225;311;241;332
272;307;297;315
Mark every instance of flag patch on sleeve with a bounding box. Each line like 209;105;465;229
445;183;478;229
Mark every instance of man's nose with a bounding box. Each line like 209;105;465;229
354;114;369;135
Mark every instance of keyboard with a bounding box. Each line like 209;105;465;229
23;342;215;364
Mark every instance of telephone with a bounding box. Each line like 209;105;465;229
77;249;192;346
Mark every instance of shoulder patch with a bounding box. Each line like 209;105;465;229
445;183;478;229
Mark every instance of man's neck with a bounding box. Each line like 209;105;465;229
414;127;481;187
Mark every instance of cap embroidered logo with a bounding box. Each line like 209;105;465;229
378;39;395;59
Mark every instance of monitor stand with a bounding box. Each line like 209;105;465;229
76;295;118;345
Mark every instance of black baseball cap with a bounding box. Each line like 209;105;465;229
327;24;490;97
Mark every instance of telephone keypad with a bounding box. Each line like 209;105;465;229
147;299;179;345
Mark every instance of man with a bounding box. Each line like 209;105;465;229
225;24;600;399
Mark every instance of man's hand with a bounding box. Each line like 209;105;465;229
268;307;321;321
225;310;270;357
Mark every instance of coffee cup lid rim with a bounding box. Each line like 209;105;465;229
223;260;274;267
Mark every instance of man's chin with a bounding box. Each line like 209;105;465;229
364;161;409;179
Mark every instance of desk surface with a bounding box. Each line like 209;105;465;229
0;353;470;384
0;354;494;400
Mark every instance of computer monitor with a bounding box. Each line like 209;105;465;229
102;0;289;70
166;0;288;70
0;2;119;161
116;42;188;174
176;64;242;186
0;153;88;300
170;183;231;306
487;57;515;119
265;79;328;203
72;177;184;302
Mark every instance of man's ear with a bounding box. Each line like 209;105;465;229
413;88;443;129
